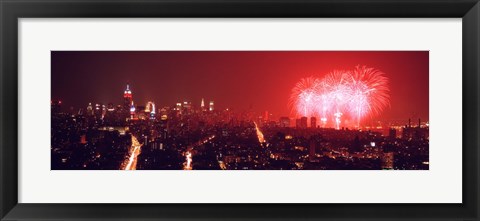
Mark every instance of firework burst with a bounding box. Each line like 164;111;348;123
290;66;390;128
289;77;322;118
346;66;390;127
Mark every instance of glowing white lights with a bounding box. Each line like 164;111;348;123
122;135;142;170
290;66;390;128
254;122;266;144
183;151;193;170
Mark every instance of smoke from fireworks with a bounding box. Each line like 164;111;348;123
290;66;390;129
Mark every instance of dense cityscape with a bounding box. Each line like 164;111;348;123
51;83;429;170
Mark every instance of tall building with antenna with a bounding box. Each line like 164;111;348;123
123;84;133;120
201;98;205;111
124;84;133;109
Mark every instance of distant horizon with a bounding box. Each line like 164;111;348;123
54;94;428;126
52;51;429;122
51;51;430;171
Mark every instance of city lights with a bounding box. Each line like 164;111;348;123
122;135;142;170
51;51;428;171
52;82;428;170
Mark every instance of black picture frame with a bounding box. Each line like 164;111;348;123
1;0;479;220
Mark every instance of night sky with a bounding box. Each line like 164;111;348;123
51;51;429;121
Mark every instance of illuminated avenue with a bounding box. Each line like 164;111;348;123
51;84;429;170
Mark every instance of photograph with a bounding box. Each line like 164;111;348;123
3;0;477;219
51;51;429;170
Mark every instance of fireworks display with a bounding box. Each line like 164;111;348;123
51;52;428;171
290;66;390;129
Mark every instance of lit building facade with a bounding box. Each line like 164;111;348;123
209;101;214;111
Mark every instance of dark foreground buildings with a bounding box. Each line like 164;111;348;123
51;85;429;170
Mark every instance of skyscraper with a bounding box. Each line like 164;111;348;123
300;117;308;129
124;84;133;110
209;101;214;111
201;98;205;111
86;102;93;116
296;117;308;129
130;101;136;119
310;117;317;128
146;102;156;120
124;84;133;120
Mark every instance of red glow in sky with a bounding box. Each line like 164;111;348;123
290;66;390;128
51;51;429;121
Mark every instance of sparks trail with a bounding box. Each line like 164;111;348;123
183;135;216;170
121;135;142;170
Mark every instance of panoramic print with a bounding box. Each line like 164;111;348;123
51;51;429;170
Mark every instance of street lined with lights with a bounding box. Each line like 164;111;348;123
183;135;216;170
122;135;142;170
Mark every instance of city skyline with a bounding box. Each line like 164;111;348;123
51;51;429;170
51;51;429;121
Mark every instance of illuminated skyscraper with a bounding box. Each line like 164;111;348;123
175;103;182;111
209;101;214;111
94;103;102;117
130;101;136;119
146;101;156;120
124;84;133;110
86;102;93;116
183;101;192;110
201;98;205;111
123;84;134;121
145;102;152;113
101;104;106;118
